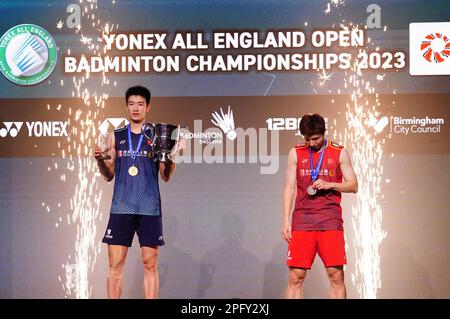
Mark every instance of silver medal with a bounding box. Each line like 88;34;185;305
307;185;317;196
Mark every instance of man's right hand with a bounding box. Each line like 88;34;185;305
281;222;292;243
94;145;104;162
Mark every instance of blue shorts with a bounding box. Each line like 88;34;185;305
102;214;165;247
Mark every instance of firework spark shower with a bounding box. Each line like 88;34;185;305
58;0;118;298
321;2;389;298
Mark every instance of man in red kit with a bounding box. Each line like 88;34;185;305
282;113;358;299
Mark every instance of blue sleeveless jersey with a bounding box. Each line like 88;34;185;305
110;125;161;216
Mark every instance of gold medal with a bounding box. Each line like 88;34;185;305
128;165;138;176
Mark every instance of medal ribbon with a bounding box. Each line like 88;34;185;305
127;124;144;162
309;140;328;183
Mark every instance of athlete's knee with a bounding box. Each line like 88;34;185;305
288;270;306;288
108;257;126;280
108;268;123;280
328;270;345;287
142;252;158;272
108;261;124;280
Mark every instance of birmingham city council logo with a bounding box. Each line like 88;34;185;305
0;24;57;85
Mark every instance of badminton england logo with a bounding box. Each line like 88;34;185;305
0;24;57;85
211;106;237;140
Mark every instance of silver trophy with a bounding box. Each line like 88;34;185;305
142;122;188;162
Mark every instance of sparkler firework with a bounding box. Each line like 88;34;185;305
344;64;388;298
322;7;389;297
55;0;117;298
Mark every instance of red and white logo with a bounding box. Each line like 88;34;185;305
420;33;450;63
410;22;450;75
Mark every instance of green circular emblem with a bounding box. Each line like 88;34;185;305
0;24;57;85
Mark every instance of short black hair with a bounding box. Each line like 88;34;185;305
125;85;151;105
299;113;326;136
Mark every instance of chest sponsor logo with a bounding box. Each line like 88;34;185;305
299;168;332;177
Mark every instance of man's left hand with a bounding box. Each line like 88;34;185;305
168;138;186;163
176;138;186;155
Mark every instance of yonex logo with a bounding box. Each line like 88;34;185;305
98;118;129;134
0;121;68;138
0;122;23;137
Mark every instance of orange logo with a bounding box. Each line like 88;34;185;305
421;33;450;63
328;170;335;177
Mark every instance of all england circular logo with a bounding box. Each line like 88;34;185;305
420;33;450;63
0;24;57;85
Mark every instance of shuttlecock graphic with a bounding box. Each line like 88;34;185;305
211;106;237;140
8;32;46;76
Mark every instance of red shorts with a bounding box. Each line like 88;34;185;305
286;230;346;269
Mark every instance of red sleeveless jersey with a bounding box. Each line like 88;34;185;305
292;140;344;231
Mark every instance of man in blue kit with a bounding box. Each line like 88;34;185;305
94;85;183;299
